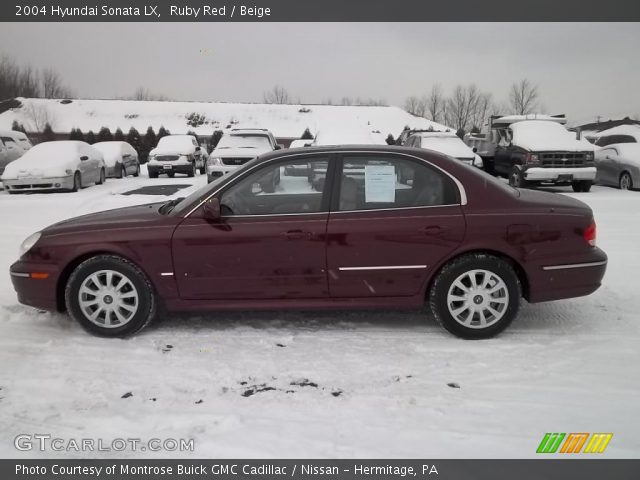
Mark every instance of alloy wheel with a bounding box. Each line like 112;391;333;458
78;270;139;328
446;269;509;329
620;173;632;190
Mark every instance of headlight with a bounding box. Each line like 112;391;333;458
19;232;41;257
585;152;594;161
208;157;223;166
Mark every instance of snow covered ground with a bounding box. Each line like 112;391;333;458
0;168;639;459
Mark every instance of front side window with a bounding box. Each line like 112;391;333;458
337;155;458;211
221;157;329;216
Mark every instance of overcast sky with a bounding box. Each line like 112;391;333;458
1;22;639;124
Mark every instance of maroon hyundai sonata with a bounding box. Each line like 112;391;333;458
10;146;607;339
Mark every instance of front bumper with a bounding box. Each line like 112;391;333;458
10;260;61;311
524;166;596;182
148;161;193;175
2;175;75;192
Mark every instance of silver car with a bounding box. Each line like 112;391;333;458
595;143;640;190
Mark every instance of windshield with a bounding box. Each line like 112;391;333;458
216;134;271;150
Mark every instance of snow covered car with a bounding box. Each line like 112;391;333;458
0;130;33;176
288;139;313;149
405;131;483;168
206;129;279;183
595;143;640;190
594;125;640;148
492;120;596;191
147;135;205;178
92;141;140;178
1;141;106;194
10;145;607;339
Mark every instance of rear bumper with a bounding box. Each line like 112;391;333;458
148;162;193;175
524;166;596;182
527;248;607;303
10;261;61;311
105;164;122;178
2;175;75;192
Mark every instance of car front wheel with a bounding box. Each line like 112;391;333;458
429;254;521;339
619;172;633;190
65;255;157;337
508;165;528;189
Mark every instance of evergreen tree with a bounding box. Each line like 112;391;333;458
11;120;20;132
385;133;396;145
157;126;170;141
114;128;125;141
97;126;113;143
301;127;313;140
85;130;96;145
126;127;141;152
41;123;56;142
69;128;85;141
138;126;157;164
210;130;223;151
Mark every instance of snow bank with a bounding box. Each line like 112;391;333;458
0;98;451;141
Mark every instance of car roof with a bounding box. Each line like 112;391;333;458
230;128;272;135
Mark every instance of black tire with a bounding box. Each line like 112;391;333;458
65;255;157;337
96;168;106;185
199;165;206;175
619;172;633;190
572;180;592;192
508;165;528;189
167;172;175;178
148;170;158;179
133;164;140;177
71;171;81;192
187;162;195;178
429;253;521;339
117;163;125;178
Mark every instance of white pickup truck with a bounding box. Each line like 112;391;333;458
465;115;596;192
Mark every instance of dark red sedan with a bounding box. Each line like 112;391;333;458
10;146;607;339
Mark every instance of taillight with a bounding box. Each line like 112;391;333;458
583;220;596;246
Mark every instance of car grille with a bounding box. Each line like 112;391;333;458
155;155;180;161
540;152;588;168
11;183;54;189
222;157;252;166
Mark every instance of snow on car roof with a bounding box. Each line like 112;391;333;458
156;135;196;148
492;114;567;127
417;135;475;159
511;121;593;151
594;124;640;141
312;128;387;146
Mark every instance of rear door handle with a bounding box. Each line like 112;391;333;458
420;225;443;235
281;230;313;240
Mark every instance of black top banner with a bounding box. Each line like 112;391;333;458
2;0;640;22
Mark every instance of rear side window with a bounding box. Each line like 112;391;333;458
595;135;636;147
337;155;458;211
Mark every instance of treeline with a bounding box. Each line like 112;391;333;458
404;79;541;136
0;55;73;100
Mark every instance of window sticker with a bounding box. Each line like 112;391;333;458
364;165;396;203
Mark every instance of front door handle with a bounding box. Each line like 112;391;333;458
281;230;313;240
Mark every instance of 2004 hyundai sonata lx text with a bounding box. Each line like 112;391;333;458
10;145;608;339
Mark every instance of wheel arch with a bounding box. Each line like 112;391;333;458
55;250;149;312
424;248;531;302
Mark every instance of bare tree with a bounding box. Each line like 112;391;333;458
427;84;445;123
263;85;290;104
41;68;72;99
445;84;481;134
404;96;420;115
510;79;539;115
341;97;353;106
469;93;493;132
24;103;55;132
131;86;168;101
0;55;22;99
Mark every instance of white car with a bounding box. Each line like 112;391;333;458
147;135;206;178
311;127;387;146
92;141;140;178
2;141;105;193
207;128;279;183
288;139;313;149
406;131;483;168
0;130;33;177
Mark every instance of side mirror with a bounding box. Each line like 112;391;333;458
472;147;478;153
203;197;221;222
80;155;89;161
275;144;283;150
195;146;201;151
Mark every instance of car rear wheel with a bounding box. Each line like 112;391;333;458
65;255;156;337
198;164;206;175
619;172;633;190
117;163;125;178
188;162;195;177
148;170;158;179
96;168;106;185
133;164;140;177
167;172;175;178
508;166;528;189
429;254;521;339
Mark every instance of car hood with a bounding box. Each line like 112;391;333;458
517;188;591;214
212;146;272;158
43;202;169;235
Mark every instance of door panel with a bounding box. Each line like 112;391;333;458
327;207;465;297
172;214;328;300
